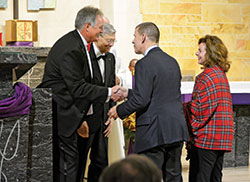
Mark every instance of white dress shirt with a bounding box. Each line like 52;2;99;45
93;43;105;82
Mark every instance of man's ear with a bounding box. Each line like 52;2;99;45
141;33;146;43
85;22;91;32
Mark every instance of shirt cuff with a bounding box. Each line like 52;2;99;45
106;88;111;102
120;77;124;86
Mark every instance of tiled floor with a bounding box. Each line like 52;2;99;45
182;166;250;182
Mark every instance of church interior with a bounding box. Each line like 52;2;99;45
0;0;250;181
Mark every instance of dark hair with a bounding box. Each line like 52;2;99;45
75;6;103;30
99;154;162;182
198;35;230;72
136;22;160;43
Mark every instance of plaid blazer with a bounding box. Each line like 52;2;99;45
184;65;234;151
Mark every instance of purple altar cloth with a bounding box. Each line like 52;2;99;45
182;93;250;105
6;41;34;47
0;82;32;118
132;74;135;89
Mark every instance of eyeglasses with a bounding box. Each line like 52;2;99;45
103;38;117;44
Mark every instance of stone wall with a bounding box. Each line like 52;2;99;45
139;0;250;81
0;89;53;182
0;50;53;181
0;47;50;88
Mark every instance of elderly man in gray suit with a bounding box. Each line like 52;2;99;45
108;22;189;182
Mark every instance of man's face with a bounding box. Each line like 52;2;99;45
132;28;143;54
96;33;116;53
88;15;104;42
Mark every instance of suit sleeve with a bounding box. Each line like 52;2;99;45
109;53;117;108
117;60;153;119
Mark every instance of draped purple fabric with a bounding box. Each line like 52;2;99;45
0;82;32;118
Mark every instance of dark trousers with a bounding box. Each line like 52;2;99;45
77;128;108;182
53;132;79;182
140;142;184;182
189;146;225;182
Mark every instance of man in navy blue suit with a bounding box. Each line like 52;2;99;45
108;22;189;182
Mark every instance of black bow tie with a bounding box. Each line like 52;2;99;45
96;55;106;61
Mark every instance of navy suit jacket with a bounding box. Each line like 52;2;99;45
39;30;108;137
117;47;189;153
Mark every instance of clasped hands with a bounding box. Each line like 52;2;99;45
103;85;128;137
109;85;128;120
110;85;128;102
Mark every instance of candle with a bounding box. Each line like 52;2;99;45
132;70;135;89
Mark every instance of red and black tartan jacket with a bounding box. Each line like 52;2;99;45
184;65;234;151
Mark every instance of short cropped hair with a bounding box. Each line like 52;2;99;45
99;154;162;182
199;35;230;72
136;22;160;43
75;6;103;30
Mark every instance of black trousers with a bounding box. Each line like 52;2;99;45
188;146;225;182
53;132;79;182
140;142;184;182
77;127;108;182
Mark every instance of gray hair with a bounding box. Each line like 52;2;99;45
136;22;160;43
75;6;103;30
101;23;116;36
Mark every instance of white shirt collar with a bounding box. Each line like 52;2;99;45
93;43;105;58
76;29;94;78
144;45;158;56
76;29;88;47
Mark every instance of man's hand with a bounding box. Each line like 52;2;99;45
103;117;114;137
117;87;128;98
108;106;118;119
111;85;128;102
111;85;123;102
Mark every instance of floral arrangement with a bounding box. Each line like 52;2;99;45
123;112;136;142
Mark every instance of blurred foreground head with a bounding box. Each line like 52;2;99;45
99;154;162;182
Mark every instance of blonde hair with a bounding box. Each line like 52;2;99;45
199;35;230;72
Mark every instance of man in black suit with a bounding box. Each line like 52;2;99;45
77;22;117;182
108;22;189;182
39;6;121;182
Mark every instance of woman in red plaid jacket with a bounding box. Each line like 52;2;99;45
184;35;234;182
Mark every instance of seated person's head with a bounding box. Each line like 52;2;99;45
99;154;162;182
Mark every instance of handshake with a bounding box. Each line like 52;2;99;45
110;85;128;102
103;85;128;137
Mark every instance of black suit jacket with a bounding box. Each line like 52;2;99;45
39;30;108;137
86;44;116;133
117;47;189;153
